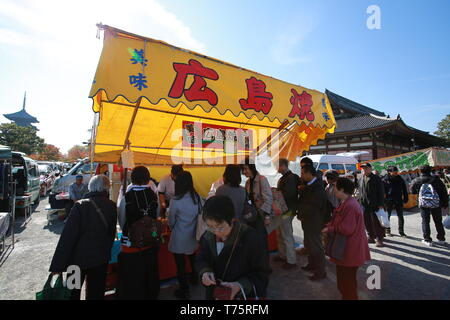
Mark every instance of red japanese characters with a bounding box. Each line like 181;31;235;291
288;89;315;121
168;59;219;106
239;77;274;114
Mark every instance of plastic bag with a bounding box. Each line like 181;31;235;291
443;215;450;230
36;274;72;300
375;208;390;228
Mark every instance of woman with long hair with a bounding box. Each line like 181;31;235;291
241;158;273;280
168;170;201;299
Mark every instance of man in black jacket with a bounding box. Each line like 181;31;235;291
297;164;328;281
49;174;117;300
410;165;448;246
358;163;386;247
383;166;409;237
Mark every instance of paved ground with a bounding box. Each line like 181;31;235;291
0;196;449;300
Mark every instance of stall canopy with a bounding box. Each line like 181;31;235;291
363;147;450;175
90;25;336;165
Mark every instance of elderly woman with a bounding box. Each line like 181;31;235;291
49;174;117;300
325;170;341;210
196;195;270;300
323;177;371;300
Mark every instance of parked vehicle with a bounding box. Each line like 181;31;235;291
301;154;358;176
38;164;56;196
12;152;40;209
52;158;98;193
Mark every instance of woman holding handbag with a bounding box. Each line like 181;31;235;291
196;195;270;300
168;171;201;299
322;177;371;300
241;159;273;273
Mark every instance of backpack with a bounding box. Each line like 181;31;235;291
418;183;440;209
127;189;163;248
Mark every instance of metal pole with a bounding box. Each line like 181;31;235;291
90;113;98;177
11;181;16;248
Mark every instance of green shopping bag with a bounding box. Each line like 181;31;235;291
36;274;72;300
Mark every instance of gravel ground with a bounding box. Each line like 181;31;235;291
0;196;449;300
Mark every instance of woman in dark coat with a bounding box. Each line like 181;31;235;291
49;174;117;300
196;195;270;300
116;166;160;300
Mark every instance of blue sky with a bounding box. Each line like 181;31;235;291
0;0;449;153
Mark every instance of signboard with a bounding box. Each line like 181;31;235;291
366;148;450;174
182;121;252;153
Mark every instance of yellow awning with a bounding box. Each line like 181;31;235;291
90;25;336;164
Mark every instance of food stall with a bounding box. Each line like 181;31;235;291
361;147;450;209
89;25;336;287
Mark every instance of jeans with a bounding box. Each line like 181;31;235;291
386;201;405;233
336;265;359;300
420;208;446;242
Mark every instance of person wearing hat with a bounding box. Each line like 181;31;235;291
66;175;88;219
357;163;386;247
383;166;409;237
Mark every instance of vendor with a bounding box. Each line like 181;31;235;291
66;175;88;219
157;165;183;218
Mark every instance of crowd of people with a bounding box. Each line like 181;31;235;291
48;158;449;301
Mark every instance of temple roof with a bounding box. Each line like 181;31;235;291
3;92;39;127
334;114;395;133
4;109;39;123
326;89;386;117
325;90;448;147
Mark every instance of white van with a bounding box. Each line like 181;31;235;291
301;155;358;176
52;158;98;193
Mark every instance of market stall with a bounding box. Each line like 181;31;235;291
361;147;450;209
89;25;337;286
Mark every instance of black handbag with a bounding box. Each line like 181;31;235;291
242;193;259;225
325;231;346;260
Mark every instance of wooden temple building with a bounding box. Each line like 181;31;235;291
307;90;448;161
3;92;39;130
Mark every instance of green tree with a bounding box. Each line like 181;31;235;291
0;123;45;155
434;114;450;142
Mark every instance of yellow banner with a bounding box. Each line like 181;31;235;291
89;27;336;129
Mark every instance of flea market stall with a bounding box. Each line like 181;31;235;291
89;25;336;288
362;147;450;209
